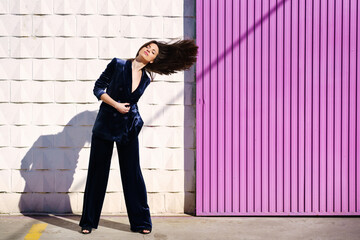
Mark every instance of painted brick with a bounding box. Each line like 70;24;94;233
55;82;96;103
0;37;9;57
162;127;184;148
77;59;107;81
64;148;82;170
10;37;54;58
12;169;55;193
41;193;76;213
163;148;184;170
184;65;195;82
165;192;184;213
162;170;184;192
142;170;160;192
69;169;87;192
184;17;196;39
0;59;32;80
54;38;98;59
105;169;122;192
56;170;79;192
10;0;53;14
102;192;127;214
109;146;120;169
120;16;163;38
0;193;21;213
184;148;195;171
53;126;92;148
166;0;183;16
118;0;141;15
0;0;8;14
184;105;195;127
0;147;11;169
184;82;194;105
142;126;163;147
159;82;184;105
140;147;164;169
75;147;91;170
76;103;100;115
5;147;32;170
166;71;185;82
10;125;39;147
33;59;77;81
19;192;73;213
0;15;32;36
163;17;183;38
184;126;195;148
74;108;98;126
32;104;77;126
143;170;184;192
33;126;62;148
0;103;7;124
163;105;184;126
77;15;120;37
0;81;10;102
184;0;195;17
141;104;164;126
33;148;62;170
140;0;163;16
139;81;163;104
33;147;78;171
18;193;39;212
76;193;84;213
97;0;142;16
184;169;195;192
98;0;121;15
0;169;11;192
68;192;80;212
141;0;182;17
53;0;97;14
11;81;54;103
148;192;166;213
33;15;76;37
184;192;195;214
98;38;133;59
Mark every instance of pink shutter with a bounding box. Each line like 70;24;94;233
196;0;360;215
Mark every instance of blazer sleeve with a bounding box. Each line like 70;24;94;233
93;57;117;100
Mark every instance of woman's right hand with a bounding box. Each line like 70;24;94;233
114;102;130;114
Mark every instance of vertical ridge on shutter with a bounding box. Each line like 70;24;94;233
195;0;203;215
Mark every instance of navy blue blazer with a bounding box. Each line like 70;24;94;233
92;58;151;143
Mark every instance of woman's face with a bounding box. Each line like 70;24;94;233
139;43;159;64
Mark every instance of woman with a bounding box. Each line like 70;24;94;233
79;39;198;234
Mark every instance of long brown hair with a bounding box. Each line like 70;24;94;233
132;39;199;81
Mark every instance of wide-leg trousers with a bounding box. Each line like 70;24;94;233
79;134;152;232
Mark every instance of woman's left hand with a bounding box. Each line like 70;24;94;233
114;102;130;114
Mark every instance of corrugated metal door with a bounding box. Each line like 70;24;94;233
196;0;360;215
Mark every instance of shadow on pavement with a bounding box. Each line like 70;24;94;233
21;214;132;233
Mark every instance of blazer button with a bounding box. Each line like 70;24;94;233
113;113;117;117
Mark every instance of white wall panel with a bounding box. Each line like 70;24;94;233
0;0;196;215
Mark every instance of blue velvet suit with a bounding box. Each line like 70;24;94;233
92;57;151;142
79;58;152;232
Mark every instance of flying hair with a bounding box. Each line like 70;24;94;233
132;39;199;80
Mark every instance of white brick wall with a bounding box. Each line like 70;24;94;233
0;0;196;215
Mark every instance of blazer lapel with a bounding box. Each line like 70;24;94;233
123;59;132;99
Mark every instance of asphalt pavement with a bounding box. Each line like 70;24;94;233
1;214;359;240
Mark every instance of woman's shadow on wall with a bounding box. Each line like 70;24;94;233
18;110;131;233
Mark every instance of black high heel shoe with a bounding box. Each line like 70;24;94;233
81;226;92;234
